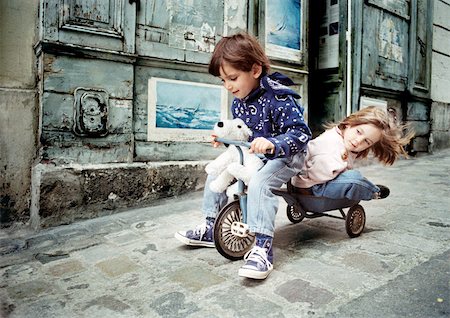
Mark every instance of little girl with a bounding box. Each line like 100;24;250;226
291;106;414;200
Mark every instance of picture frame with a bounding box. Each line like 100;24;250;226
264;0;303;62
147;77;228;142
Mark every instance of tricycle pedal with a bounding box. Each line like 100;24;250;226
231;221;250;237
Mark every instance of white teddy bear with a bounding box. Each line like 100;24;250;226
205;118;265;193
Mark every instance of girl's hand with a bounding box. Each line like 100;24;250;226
249;137;275;155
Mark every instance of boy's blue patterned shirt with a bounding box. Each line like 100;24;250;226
231;72;311;159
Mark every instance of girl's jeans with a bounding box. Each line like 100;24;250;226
202;151;306;237
310;170;380;201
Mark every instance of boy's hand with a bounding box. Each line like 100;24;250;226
210;134;221;148
249;137;275;155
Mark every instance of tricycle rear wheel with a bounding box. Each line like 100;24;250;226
345;204;366;238
214;200;255;260
286;205;305;223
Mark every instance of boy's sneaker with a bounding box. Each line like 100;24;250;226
373;185;390;199
238;245;273;280
174;219;215;247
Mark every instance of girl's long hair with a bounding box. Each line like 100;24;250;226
331;106;415;165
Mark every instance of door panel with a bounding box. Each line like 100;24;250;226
410;0;432;93
366;0;410;19
361;5;409;91
42;0;136;53
136;0;225;63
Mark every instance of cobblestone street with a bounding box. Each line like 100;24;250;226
1;150;449;317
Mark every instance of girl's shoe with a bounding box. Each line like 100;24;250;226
373;185;390;199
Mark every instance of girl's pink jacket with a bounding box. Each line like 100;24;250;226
291;126;357;189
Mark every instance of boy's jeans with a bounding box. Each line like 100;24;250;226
310;170;380;201
202;174;228;218
202;151;306;238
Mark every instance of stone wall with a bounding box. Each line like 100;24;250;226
0;1;39;226
31;161;208;228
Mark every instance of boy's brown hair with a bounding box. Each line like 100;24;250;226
208;32;271;77
333;106;415;165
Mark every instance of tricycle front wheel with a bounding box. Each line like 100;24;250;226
213;200;255;260
345;204;366;238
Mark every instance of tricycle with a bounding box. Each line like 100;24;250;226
213;138;366;261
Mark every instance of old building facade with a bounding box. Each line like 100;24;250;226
1;0;449;229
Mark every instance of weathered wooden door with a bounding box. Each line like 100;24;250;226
308;0;433;152
354;0;433;152
39;0;138;165
38;0;248;164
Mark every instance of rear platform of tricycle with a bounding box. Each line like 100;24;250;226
271;188;366;238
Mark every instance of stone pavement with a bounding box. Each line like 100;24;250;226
1;149;449;318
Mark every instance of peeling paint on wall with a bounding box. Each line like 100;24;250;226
167;0;223;52
378;17;403;63
224;0;246;33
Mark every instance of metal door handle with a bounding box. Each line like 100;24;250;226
129;0;140;11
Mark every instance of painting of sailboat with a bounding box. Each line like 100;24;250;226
148;77;228;141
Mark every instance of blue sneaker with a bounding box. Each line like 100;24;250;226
238;236;273;280
174;218;215;248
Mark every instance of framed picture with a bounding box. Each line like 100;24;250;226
264;0;303;62
147;77;228;142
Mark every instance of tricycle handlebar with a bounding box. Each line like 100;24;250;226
214;137;251;149
214;137;271;158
